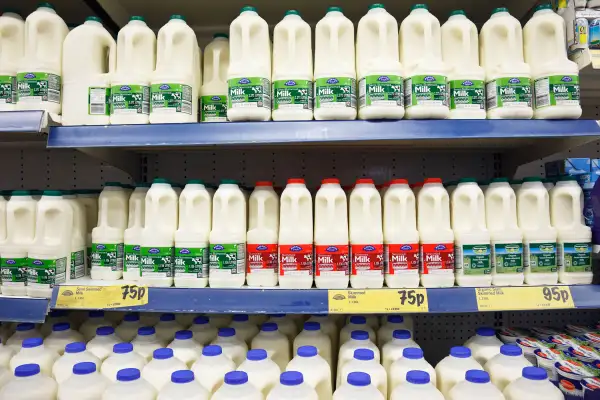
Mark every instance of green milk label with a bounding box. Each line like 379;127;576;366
228;77;271;110
70;250;85;279
486;77;532;110
359;74;403;109
140;246;174;277
91;243;124;272
272;79;313;111
314;77;356;109
559;242;591;273
151;83;192;115
1;257;28;286
88;87;110;115
175;247;209;278
124;244;140;273
404;75;449;108
449;79;485;110
456;244;491;275
534;75;580;109
111;85;150;115
200;95;228;121
17;72;61;103
209;243;246;274
0;75;17;105
493;243;524;274
27;257;67;287
525;242;557;273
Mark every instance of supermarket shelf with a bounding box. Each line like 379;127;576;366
0;295;49;323
0;111;53;147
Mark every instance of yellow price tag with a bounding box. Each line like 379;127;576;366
55;285;148;309
328;289;428;314
476;286;574;311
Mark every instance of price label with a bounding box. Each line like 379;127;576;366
328;289;428;314
55;284;148;309
476;286;574;311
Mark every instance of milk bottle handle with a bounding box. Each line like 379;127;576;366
242;24;251;63
567;190;581;227
461;25;471;63
212;46;222;82
506;25;518;63
256;196;266;229
329;22;339;59
378;19;387;60
106;34;117;75
98;195;110;228
287;25;297;68
423;20;433;60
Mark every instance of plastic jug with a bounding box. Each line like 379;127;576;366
286;346;332;400
227;6;271;122
191;345;236;393
337;331;380;386
17;3;68;115
158;370;209;400
551;176;592;284
77;190;98;266
189;316;218;345
333;372;383;400
377;315;413;348
251;323;290;371
485;178;524;286
123;184;149;281
0;11;24;111
45;323;84;355
10;338;58;376
101;343;146;382
338;349;387;395
246;182;279;287
390;370;443;400
267;315;298;342
464;327;503;365
63;191;87;280
212;371;263;400
27;191;73;298
0;364;57;400
503;367;563;400
209;180;247;288
314;178;349;289
418;179;454;287
517;177;558;284
339;316;376;345
383;179;419;288
61;17;115;126
382;330;419;372
441;11;486;119
314;7;356;121
267;371;318;400
448;370;504;400
278;179;313;289
211;328;248;366
484;344;532;391
132;327;166;361
79;311;112;342
307;315;338;355
6;323;39;352
237;349;281;397
200;34;229;122
524;4;581;119
0;343;13;369
435;346;483;397
390;348;436;395
480;8;533;119
142;348;187;391
102;368;156;400
174;181;211;288
87;326;119;361
41;310;70;337
111;16;156;125
167;330;201;367
294;322;332;371
154;314;183;343
57;361;109;400
357;4;403;120
53;342;100;384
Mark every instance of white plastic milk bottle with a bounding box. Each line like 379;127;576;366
87;326;120;361
212;371;263;400
28;191;73;298
6;323;39;352
211;328;247;366
524;4;582;119
200;34;229;122
189;316;218;345
338;349;387;397
123;183;149;281
0;11;24;111
294;322;332;370
517;177;558;285
272;10;313;121
191;345;236;393
390;348;437;394
58;361;109;400
390;370;444;400
142;348;187;392
102;368;157;400
464;327;503;365
238;349;281;397
209;181;246;288
111;16;156;125
448;370;504;400
0;364;57;400
61;17;116;126
268;315;298;342
79;311;112;342
158;370;209;400
503;367;564;400
45;322;84;355
418;178;454;287
17;3;68;115
314;178;349;289
314;7;356;120
155;314;183;343
357;4;403;120
175;180;211;288
53;342;101;384
435;346;482;397
383;179;419;288
378;315;413;348
551;176;592;284
77;190;98;267
150;15;200;124
101;343;146;382
64;191;87;280
400;4;449;119
484;344;532;391
485;178;524;286
279;179;313;289
381;330;417;372
338;331;380;385
251;322;290;371
441;11;486;119
286;346;333;400
10;338;58;376
227;6;271;122
246;182;279;287
480;8;533;119
334;372;384;400
267;371;318;400
349;179;384;288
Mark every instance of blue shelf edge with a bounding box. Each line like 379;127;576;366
0;110;47;133
0;296;49;323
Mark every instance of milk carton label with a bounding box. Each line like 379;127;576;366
524;242;557;273
449;80;485;110
315;245;349;276
314;77;357;109
350;244;384;275
272;79;313;111
151;83;192;114
358;75;403;109
124;244;140;273
91;243;124;272
404;75;449;108
492;243;524;274
140;246;174;277
17;72;61;104
209;243;246;275
247;244;278;274
384;243;419;274
70;250;85;279
228;77;271;110
455;244;491;275
175;247;208;278
279;244;313;276
534;75;580;109
27;257;67;288
200;95;228;122
111;85;150;115
486;77;532;110
0;257;27;286
0;76;16;104
420;243;454;274
558;242;592;273
88;87;110;115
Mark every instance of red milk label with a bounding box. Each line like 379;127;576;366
351;244;384;275
247;243;278;273
420;243;454;274
385;243;420;274
279;244;313;276
315;245;350;276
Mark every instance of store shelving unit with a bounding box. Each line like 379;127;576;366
0;296;49;323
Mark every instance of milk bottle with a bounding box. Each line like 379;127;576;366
294;322;332;370
435;346;483;397
480;8;533;119
64;191;87;280
267;315;298;342
27;191;73;298
238;349;280;397
503;367;563;400
158;370;209;400
382;330;419;372
517;177;558;284
101;343;146;382
287;346;332;400
551;176;592;284
16;3;68;115
111;16;156;125
155;314;183;342
212;371;263;400
115;313;142;342
227;6;271;122
268;371;318;400
441;11;486;119
123;184;149;281
87;326;119;361
314;179;349;289
314;7;356;120
6;323;40;352
209;315;233;329
334;372;384;400
10;338;58;376
167;330;202;367
383;179;419;288
0;364;57;400
307;315;338;366
251;323;290;371
337;331;379;385
200;34;229;122
484;345;532;391
79;311;112;342
378;315;413;348
452;179;492;287
485;178;524;286
0;11;24;111
102;368;156;400
211;328;248;366
45;323;84;355
340;316;376;344
191;345;236;393
390;348;437;394
53;343;101;384
132;327;166;361
77;190;98;267
464;327;503;365
357;4;403;120
189;316;218;345
41;310;70;337
278;179;313;289
391;371;444;400
524;5;581;119
91;183;128;281
61;17;116;126
58;361;109;400
418;179;454;287
338;349;386;396
175;181;211;288
142;348;187;391
0;343;13;369
150;15;200;123
0;191;36;296
246;182;279;287
209;181;246;288
448;370;504;400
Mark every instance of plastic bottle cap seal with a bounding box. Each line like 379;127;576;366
403;347;424;359
351;330;369;340
203;345;223;356
172;370;195;383
407;370;430;384
394;329;412;339
113;343;133;354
